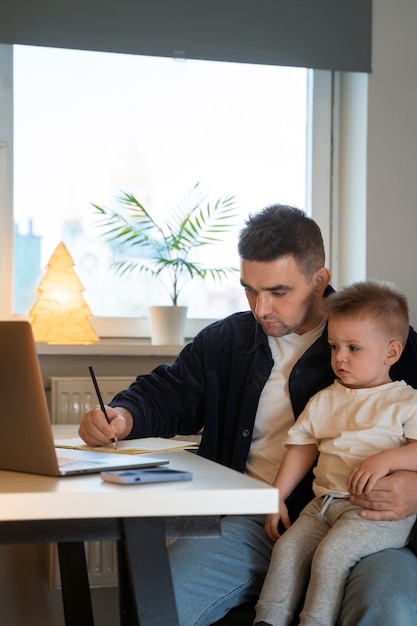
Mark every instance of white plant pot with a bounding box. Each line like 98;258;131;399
149;306;188;345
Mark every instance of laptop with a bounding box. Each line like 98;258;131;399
0;320;168;476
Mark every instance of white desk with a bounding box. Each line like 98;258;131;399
0;428;278;626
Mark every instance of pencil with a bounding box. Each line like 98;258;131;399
88;366;117;450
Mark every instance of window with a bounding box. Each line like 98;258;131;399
12;45;308;323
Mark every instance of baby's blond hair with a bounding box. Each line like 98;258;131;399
324;280;409;346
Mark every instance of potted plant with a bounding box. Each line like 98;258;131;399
92;182;239;344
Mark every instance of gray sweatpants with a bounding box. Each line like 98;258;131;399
254;496;416;626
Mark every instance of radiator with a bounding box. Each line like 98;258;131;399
49;375;136;424
47;375;135;589
46;542;118;589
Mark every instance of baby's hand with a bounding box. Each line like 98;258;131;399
347;451;392;495
264;500;291;542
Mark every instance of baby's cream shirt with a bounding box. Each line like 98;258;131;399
286;379;417;497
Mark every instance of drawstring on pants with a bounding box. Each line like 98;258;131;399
319;494;335;519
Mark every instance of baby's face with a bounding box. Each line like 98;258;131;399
327;316;396;388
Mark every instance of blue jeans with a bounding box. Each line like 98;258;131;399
168;515;417;626
339;547;417;626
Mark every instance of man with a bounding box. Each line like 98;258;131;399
79;205;417;625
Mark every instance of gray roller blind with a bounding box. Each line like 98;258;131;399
0;0;372;72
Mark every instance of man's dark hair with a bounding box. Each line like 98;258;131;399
238;205;325;278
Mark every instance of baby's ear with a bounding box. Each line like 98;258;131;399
385;339;403;365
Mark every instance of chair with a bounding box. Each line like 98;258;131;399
210;601;256;625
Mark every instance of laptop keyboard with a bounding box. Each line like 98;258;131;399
57;456;102;468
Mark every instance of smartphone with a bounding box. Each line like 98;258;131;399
100;468;192;484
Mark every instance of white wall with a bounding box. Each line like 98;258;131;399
366;0;417;326
0;544;120;626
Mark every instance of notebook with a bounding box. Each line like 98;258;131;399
0;321;168;476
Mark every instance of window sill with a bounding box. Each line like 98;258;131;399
26;316;220;357
35;338;185;357
90;316;216;340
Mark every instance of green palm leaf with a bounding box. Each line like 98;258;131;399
92;182;239;305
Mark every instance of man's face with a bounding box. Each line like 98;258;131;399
240;256;325;336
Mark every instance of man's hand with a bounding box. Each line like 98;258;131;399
78;405;133;447
350;470;417;520
264;500;291;542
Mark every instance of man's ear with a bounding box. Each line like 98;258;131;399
385;339;403;365
313;267;331;296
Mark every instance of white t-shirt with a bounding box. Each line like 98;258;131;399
286;379;417;497
245;320;326;484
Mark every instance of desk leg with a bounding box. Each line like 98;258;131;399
57;541;95;626
119;518;179;626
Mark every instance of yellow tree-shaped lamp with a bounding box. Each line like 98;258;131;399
29;242;98;344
